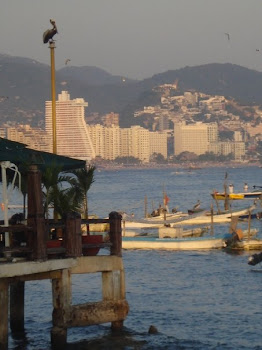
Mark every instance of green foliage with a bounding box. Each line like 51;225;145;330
198;152;234;161
150;153;167;164
71;165;96;219
41;163;89;220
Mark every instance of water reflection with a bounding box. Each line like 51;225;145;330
11;330;29;350
66;327;147;350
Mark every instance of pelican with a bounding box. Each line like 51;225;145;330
193;200;201;210
43;19;58;44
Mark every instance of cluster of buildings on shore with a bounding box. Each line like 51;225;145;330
0;84;261;163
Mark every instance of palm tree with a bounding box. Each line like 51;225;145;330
71;165;96;232
50;185;83;219
42;163;84;220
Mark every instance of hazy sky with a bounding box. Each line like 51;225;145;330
1;0;262;80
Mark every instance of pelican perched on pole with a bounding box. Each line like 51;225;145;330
43;19;58;44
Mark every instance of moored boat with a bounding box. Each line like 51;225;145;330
122;235;228;250
158;225;209;238
211;191;262;200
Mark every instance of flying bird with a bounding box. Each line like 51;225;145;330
224;32;230;41
65;59;71;65
43;19;58;44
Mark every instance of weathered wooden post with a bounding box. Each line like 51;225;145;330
109;211;122;257
108;211;126;329
51;269;71;349
10;281;25;332
0;279;9;350
63;212;82;257
27;165;47;260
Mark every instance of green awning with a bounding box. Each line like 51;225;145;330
0;138;86;172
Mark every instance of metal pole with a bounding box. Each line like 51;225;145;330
144;195;148;218
49;41;57;154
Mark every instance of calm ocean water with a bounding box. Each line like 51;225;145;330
5;165;262;349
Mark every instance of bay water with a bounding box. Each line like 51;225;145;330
5;165;262;349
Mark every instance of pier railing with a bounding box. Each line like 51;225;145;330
0;211;122;261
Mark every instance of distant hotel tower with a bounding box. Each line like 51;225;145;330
45;91;95;160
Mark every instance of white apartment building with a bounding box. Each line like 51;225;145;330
45;91;95;160
7;125;52;153
120;128;132;158
88;124;166;163
209;141;245;161
149;131;167;159
130;126;150;163
88;124;121;160
174;122;218;156
87;124;105;158
104;126;121;160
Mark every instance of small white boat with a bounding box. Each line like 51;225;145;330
158;226;209;238
122;211;188;229
122;235;228;250
173;205;257;226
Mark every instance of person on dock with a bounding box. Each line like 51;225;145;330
244;183;248;191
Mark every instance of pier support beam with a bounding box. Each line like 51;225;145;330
102;270;127;330
10;281;25;332
51;269;71;348
0;279;9;350
65;300;129;328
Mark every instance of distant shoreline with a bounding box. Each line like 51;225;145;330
95;161;261;171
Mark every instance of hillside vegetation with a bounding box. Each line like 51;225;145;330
0;53;262;127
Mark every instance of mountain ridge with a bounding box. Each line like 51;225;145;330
0;53;262;127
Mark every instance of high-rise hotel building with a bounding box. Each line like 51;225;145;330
174;122;218;156
45;91;95;160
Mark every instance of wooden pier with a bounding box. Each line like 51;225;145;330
0;166;129;349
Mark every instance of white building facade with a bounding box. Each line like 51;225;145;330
45;90;95;160
174;122;218;156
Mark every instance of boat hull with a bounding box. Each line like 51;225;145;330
122;236;226;250
174;207;256;225
211;192;262;200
